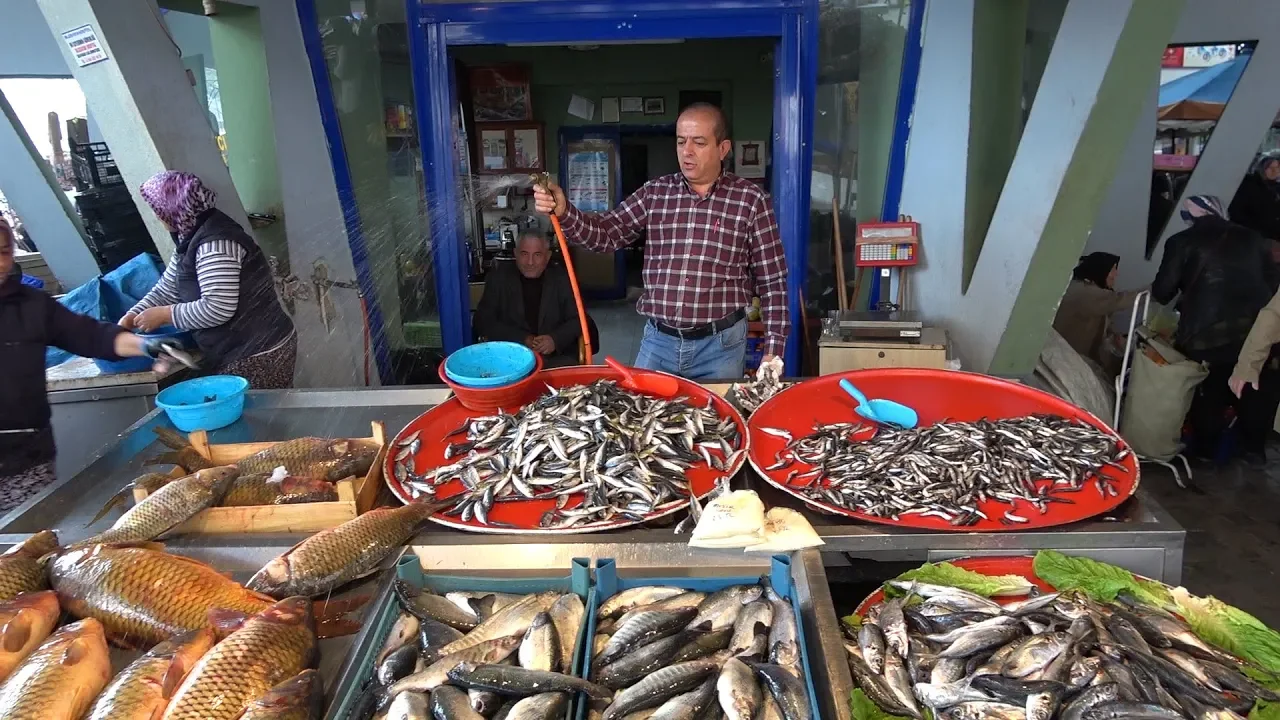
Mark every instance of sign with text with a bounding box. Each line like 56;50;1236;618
61;24;108;67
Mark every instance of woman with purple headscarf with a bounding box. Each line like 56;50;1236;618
121;171;296;388
1152;193;1280;462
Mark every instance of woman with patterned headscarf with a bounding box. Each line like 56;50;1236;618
1152;194;1279;461
1229;151;1280;240
120;171;296;388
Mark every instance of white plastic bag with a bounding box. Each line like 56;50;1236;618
745;507;824;552
688;490;766;549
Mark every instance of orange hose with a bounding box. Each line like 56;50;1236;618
549;213;593;363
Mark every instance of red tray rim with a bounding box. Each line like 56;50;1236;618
851;554;1168;617
747;369;1141;533
384;366;750;535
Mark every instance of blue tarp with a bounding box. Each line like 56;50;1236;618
45;253;164;368
1158;54;1251;107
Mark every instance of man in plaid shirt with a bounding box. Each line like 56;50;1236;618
533;103;789;380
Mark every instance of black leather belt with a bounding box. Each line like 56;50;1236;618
651;309;745;340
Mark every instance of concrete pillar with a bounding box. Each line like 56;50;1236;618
985;0;1183;376
903;0;1182;375
0;89;100;288
36;0;249;260
207;4;288;269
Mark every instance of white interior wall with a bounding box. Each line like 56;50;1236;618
1086;0;1280;288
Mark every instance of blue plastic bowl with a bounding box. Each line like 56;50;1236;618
155;375;249;432
444;341;537;388
92;326;195;375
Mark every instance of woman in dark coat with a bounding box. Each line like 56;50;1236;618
0;219;182;512
1152;194;1280;460
1052;252;1143;371
1229;152;1280;241
120;171;297;389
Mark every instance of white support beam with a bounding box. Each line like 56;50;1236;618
0;89;100;289
35;0;248;260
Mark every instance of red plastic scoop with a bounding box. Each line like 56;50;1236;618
605;356;679;397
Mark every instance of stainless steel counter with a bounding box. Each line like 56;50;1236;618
0;386;1186;720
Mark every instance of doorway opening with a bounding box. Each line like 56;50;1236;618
453;38;776;366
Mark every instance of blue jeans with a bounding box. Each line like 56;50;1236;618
634;317;747;381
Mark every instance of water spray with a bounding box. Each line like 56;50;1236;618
530;173;593;364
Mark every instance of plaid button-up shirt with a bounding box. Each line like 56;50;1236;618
559;171;790;356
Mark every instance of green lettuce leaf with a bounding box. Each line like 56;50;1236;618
850;689;911;720
1251;699;1280;720
1171;587;1280;676
886;561;1034;598
842;613;863;632
1032;550;1171;606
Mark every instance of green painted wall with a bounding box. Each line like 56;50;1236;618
963;0;1028;291
207;5;289;270
452;39;776;177
987;0;1183;376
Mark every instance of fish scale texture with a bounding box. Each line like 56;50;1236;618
0;621;111;719
0;532;57;600
163;611;314;720
51;547;272;648
273;504;433;596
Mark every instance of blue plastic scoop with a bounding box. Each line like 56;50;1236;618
839;378;919;430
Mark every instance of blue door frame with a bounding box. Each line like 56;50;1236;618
406;0;819;373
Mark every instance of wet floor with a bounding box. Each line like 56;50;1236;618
1141;454;1280;627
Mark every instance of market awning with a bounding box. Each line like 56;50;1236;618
1157;53;1250;121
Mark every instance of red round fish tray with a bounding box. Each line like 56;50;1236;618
385;366;749;534
747;369;1139;532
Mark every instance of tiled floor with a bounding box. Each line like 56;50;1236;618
586;296;645;365
1141;455;1280;627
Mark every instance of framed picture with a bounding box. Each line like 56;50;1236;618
601;97;620;123
643;97;665;115
620;96;644;114
735;139;767;179
480;129;508;171
511;126;543;170
470;65;532;122
475;123;545;174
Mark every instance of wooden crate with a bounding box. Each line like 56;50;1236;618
133;421;386;535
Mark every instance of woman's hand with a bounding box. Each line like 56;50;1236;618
135;306;174;333
118;312;138;330
1229;374;1256;398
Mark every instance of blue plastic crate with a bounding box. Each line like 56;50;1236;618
745;336;765;373
325;553;592;720
581;555;822;720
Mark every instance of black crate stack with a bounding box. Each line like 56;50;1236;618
69;142;157;273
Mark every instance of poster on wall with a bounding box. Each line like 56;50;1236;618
735;140;767;179
61;24;108;67
566;150;612;213
470;65;532;122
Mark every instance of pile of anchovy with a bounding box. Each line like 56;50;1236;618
586;579;811;720
847;581;1279;720
763;415;1130;526
398;380;744;530
729;365;791;416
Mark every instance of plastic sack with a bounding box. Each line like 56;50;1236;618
1120;336;1206;461
745;507;824;553
688;490;766;549
45;253;163;368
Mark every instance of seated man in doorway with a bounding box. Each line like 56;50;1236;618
475;233;583;368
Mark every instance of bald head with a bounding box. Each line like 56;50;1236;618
679;102;727;143
676;103;732;189
515;233;551;279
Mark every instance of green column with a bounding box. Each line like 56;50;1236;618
963;0;1028;291
207;5;289;271
987;0;1183;376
